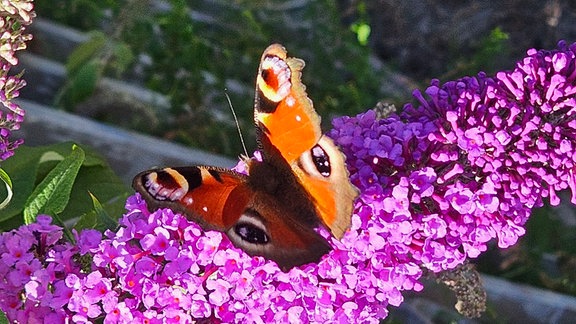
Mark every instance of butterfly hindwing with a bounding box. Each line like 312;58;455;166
291;136;358;238
133;165;332;270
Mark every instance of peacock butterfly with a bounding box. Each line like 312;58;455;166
133;44;358;270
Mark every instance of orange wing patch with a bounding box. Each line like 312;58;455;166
255;44;321;164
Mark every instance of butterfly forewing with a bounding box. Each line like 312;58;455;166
254;44;322;164
254;44;358;239
133;166;251;230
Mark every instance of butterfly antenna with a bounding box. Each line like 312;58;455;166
225;89;249;158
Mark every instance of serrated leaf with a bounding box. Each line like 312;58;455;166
61;162;128;225
0;142;129;230
0;146;43;224
34;144;128;226
23;145;86;224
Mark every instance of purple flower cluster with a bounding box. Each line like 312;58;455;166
61;194;405;323
330;109;502;273
329;41;576;273
0;0;34;160
0;215;99;322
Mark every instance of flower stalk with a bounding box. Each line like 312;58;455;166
0;0;34;160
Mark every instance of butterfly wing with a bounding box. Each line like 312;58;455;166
133;165;331;270
292;135;358;238
133;166;251;231
253;44;358;239
254;44;321;163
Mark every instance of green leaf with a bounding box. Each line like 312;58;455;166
74;194;126;233
0;310;8;324
111;41;135;77
0;169;13;209
90;191;110;223
51;211;74;243
39;151;64;163
0;146;44;224
0;142;114;225
0;142;129;230
67;31;106;76
79;192;120;231
58;60;102;110
23;145;86;224
62;161;127;226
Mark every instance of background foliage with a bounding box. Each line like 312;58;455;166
36;0;388;156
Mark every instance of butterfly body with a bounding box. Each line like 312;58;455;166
133;44;357;270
